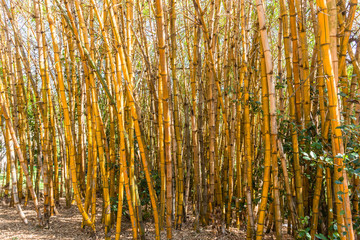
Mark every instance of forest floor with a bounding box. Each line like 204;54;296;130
0;197;294;239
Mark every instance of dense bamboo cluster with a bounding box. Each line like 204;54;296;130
0;0;360;239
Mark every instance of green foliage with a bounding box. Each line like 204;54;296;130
297;216;311;239
315;233;328;240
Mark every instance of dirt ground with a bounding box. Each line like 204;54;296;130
0;198;294;239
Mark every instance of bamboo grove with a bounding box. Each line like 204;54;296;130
0;0;360;239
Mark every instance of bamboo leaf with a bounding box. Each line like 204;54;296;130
315;233;328;240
